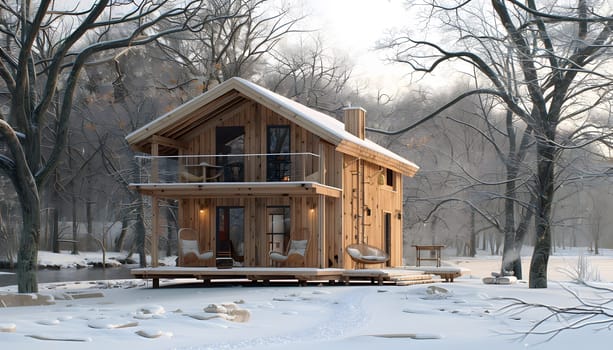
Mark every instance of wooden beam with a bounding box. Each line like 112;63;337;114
151;135;187;150
126;85;243;146
165;91;243;140
180;97;250;141
128;182;342;199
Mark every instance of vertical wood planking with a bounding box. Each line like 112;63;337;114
173;99;407;269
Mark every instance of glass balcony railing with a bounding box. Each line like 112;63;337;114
134;153;321;184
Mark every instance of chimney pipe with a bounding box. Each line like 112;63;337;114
343;107;366;140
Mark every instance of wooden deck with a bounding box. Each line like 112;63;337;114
131;267;440;288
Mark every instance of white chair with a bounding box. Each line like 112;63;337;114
269;239;309;267
346;243;389;268
178;228;213;266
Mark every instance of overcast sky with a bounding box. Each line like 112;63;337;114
301;0;416;96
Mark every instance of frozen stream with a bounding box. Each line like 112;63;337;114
0;265;134;287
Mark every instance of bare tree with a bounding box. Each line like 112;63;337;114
378;0;613;288
71;38;186;267
263;35;352;113
498;282;613;342
0;0;207;293
155;0;306;91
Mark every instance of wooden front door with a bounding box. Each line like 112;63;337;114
216;206;245;263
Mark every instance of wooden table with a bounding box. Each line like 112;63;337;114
412;244;445;267
184;161;223;182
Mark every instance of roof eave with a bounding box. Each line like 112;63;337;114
336;140;419;177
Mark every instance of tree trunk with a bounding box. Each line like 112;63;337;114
115;214;129;252
508;207;534;280
481;232;486;251
18;204;39;293
469;209;476;257
52;208;59;253
87;200;93;251
71;193;79;255
469;232;476;257
501;174;518;276
529;140;555;288
16;177;40;293
500;162;533;279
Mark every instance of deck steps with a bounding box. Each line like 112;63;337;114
391;274;434;281
388;272;437;286
394;276;439;286
341;269;438;285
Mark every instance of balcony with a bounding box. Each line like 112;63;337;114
130;153;340;198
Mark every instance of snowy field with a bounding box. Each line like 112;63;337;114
1;249;612;350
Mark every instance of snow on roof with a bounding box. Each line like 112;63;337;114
126;77;418;175
235;78;419;173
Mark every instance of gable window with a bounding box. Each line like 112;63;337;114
216;126;244;182
386;168;394;187
267;125;291;181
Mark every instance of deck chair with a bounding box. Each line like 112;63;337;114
269;239;309;267
345;243;389;268
177;228;213;266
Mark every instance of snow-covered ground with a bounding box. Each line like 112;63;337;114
1;249;612;350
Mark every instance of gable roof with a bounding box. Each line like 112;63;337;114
126;77;419;176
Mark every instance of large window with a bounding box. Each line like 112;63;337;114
267;206;290;253
216;126;244;182
267;125;291;181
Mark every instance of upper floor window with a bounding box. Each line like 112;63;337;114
216;126;244;182
267;125;291;181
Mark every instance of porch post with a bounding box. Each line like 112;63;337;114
151;196;160;267
150;142;160;267
317;143;326;268
318;194;325;268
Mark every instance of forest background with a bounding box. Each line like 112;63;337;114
0;0;611;292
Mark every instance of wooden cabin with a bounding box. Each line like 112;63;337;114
126;78;419;270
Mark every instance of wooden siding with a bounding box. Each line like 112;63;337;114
173;102;345;268
143;98;404;270
341;155;404;269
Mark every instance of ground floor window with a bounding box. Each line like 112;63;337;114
267;206;290;253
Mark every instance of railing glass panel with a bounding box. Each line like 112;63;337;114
134;153;320;184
